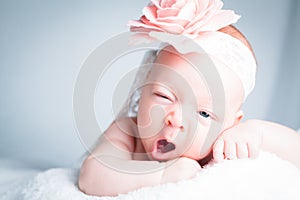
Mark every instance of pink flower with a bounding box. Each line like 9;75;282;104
128;0;240;35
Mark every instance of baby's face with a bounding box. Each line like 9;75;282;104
137;49;244;161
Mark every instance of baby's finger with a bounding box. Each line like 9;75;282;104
237;143;248;159
213;139;224;162
224;141;237;160
248;143;260;159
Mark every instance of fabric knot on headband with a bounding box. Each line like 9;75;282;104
128;0;257;101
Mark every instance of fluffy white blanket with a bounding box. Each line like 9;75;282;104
2;152;300;200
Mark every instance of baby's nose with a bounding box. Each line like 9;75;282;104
165;111;184;130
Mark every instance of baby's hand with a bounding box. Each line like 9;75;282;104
213;120;263;162
161;157;201;184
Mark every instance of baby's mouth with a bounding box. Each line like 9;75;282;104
157;139;176;153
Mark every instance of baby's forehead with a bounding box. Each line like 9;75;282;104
149;56;213;105
154;48;227;86
155;47;244;86
150;49;244;108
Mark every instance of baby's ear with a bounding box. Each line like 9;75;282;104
234;110;244;124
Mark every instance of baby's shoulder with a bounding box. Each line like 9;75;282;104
105;117;138;138
102;117;138;153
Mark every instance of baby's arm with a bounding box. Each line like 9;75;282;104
257;120;300;168
213;119;300;169
78;119;200;196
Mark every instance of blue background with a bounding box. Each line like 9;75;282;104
0;0;299;168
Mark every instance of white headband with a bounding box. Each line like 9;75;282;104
148;31;257;101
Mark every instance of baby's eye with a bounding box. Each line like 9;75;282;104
152;86;176;103
154;92;173;103
199;111;210;118
156;93;169;99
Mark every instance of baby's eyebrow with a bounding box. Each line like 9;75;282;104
151;83;175;93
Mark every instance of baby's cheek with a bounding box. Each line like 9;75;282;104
187;126;214;159
137;104;166;138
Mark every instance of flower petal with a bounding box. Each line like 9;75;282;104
150;0;162;9
184;0;227;33
143;5;158;20
157;17;189;27
177;1;196;21
172;0;187;9
184;10;211;33
130;26;163;33
157;8;180;18
196;0;210;12
195;10;241;33
128;19;163;32
161;0;177;8
127;19;144;27
151;20;185;34
208;0;223;9
129;32;156;46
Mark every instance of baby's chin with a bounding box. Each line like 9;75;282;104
150;152;177;162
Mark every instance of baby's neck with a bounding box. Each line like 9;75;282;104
129;117;151;160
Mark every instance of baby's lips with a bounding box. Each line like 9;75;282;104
157;139;176;153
